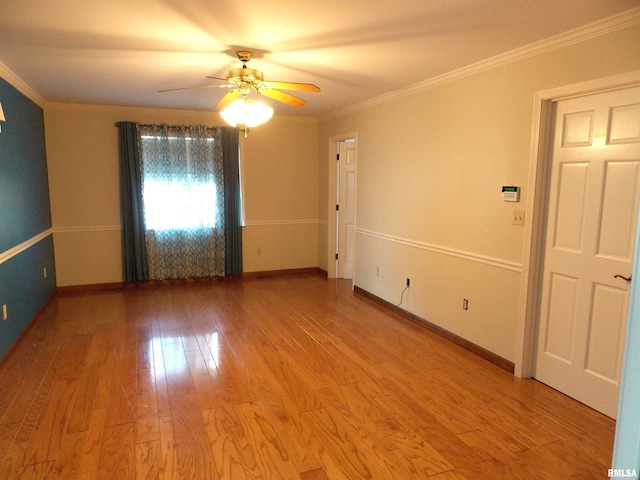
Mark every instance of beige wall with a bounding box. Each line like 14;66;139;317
240;116;320;272
318;24;640;362
44;104;319;286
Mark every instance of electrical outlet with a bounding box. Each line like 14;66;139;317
406;278;411;287
2;305;7;321
257;248;262;256
463;298;469;310
43;267;47;278
376;267;380;277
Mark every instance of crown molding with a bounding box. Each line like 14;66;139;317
0;61;46;108
44;101;318;123
322;7;640;121
44;101;227;117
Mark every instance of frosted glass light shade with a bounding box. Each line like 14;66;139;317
220;98;273;128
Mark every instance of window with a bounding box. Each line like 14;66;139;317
118;122;242;281
140;135;218;231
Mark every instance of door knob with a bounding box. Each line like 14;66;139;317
614;274;632;282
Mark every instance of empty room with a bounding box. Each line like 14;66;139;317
1;1;640;478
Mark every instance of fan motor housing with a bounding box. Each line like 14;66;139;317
228;67;264;84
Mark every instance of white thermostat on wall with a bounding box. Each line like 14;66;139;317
501;186;520;202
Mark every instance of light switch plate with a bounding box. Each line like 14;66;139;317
512;210;525;226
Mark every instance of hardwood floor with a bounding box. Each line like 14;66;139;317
0;274;615;479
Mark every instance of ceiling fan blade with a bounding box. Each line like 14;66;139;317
215;90;242;110
259;88;307;107
158;84;231;93
262;81;320;93
206;76;230;82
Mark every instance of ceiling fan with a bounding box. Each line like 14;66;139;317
159;50;321;111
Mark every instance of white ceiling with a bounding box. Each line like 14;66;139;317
0;0;638;118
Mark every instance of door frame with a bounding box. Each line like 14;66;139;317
327;132;358;280
515;70;640;378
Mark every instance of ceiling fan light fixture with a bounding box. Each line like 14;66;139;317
220;97;273;128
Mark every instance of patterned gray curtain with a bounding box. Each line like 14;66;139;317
139;124;225;279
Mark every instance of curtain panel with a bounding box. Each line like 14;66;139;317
118;121;149;282
117;122;242;281
222;127;242;276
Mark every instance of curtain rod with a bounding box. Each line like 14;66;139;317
114;122;230;130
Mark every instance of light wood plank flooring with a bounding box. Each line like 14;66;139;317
0;274;615;479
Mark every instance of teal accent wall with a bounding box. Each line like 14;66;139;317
0;76;56;358
0;236;56;355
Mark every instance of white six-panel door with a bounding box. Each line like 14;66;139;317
535;86;640;419
338;140;356;279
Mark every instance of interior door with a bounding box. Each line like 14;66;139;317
337;139;356;279
534;86;640;418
